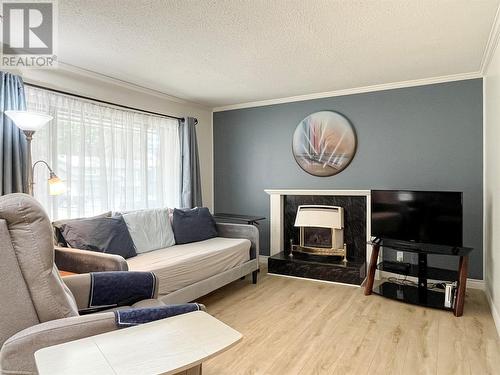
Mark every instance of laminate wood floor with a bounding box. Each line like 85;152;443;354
199;268;500;375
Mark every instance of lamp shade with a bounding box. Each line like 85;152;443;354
48;174;66;196
4;110;53;131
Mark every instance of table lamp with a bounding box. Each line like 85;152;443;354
4;110;65;196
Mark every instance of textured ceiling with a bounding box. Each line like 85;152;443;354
58;0;500;107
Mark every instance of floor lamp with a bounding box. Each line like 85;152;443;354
4;110;64;196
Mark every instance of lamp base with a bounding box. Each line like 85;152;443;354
23;131;34;196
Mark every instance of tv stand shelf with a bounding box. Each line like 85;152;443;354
372;281;454;311
376;261;458;281
364;238;473;317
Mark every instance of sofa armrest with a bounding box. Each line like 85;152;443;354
63;272;159;311
0;312;117;374
216;222;259;260
55;246;128;274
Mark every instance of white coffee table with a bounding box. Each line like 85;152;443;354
35;311;242;375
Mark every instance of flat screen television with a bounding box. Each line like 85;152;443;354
371;190;463;246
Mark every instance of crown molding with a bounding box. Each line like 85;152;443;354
480;4;500;75
212;71;482;112
22;63;485;113
57;62;209;109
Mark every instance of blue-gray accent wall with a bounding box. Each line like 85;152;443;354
213;79;484;279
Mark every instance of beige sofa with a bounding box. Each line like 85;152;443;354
54;217;260;304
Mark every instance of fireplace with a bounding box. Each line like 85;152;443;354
303;227;334;248
292;205;347;261
265;190;369;286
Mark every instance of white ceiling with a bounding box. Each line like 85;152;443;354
59;1;500;107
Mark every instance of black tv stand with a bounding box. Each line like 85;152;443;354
364;238;473;317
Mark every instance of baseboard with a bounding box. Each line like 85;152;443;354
485;288;500;338
467;278;486;290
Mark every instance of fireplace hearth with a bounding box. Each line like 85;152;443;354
268;251;366;285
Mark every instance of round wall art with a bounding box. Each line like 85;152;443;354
292;111;357;177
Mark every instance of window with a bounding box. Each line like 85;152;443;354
26;86;180;219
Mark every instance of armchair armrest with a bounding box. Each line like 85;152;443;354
0;312;117;375
216;222;259;260
63;272;159;311
55;246;128;273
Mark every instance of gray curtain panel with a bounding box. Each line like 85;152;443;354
179;117;202;208
0;72;27;195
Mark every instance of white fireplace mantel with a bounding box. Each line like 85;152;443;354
265;189;370;196
264;189;372;265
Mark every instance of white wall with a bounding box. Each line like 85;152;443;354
14;66;214;210
484;40;500;336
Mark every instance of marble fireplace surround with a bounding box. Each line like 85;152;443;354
264;189;372;266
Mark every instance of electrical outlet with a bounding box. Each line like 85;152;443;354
396;251;404;262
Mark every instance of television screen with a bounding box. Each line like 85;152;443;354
371;190;463;246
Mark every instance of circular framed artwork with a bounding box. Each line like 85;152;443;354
292;111;357;177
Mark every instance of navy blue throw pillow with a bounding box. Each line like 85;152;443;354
172;207;218;244
60;216;137;259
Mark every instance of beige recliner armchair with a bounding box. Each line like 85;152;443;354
0;194;203;375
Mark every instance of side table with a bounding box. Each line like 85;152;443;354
35;311;242;375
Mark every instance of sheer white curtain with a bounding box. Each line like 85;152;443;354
26;86;181;219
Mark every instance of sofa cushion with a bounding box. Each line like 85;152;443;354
172;207;217;244
52;211;112;246
60;216;137;259
121;208;175;254
127;237;251;295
